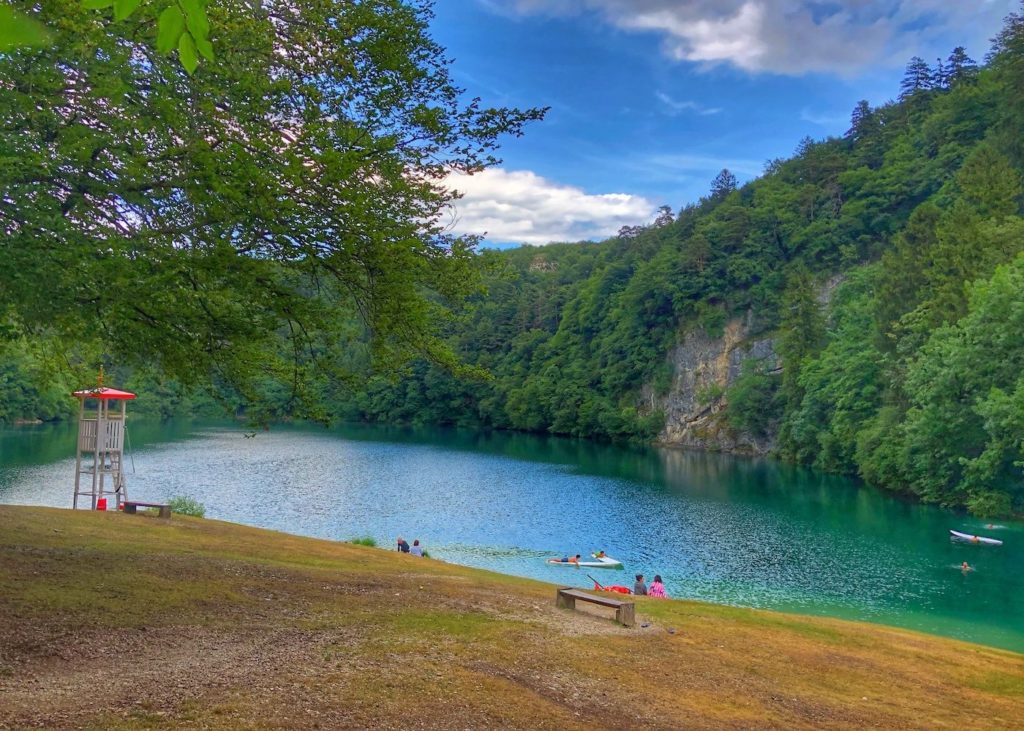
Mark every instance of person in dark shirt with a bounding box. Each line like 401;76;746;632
633;573;647;596
397;537;410;553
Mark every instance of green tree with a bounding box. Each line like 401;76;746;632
988;2;1024;165
899;56;935;100
0;0;544;416
777;266;825;452
898;255;1024;514
710;169;738;199
943;46;978;86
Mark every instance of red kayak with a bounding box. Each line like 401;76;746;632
592;579;631;594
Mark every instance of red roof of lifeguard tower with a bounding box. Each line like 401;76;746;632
72;387;136;400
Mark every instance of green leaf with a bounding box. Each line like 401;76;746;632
82;0;115;9
113;0;142;21
179;0;209;41
178;31;198;74
194;36;213;61
156;6;185;55
0;7;52;50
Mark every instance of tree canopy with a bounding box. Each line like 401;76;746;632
0;0;544;416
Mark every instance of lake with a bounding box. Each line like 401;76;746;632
2;420;1022;652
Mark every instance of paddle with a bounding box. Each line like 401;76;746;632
587;573;605;591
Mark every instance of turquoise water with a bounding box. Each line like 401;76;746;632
2;420;1022;652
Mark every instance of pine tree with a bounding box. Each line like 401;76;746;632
988;2;1024;166
986;1;1024;63
934;57;948;89
846;100;873;140
899;56;934;100
653;205;674;227
944;46;978;86
710;169;738;199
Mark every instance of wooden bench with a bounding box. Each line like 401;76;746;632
556;587;635;627
123;501;172;519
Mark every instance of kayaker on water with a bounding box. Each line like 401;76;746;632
634;574;647;596
594;550;606;559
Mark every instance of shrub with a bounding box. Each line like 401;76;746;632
350;536;377;547
167;496;206;518
726;360;782;437
966;491;1012;519
696;383;725;406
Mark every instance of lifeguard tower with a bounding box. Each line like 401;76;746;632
72;371;136;511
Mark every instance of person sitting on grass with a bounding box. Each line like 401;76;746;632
410;539;423;557
633;574;647;596
397;537;410;553
648;575;668;598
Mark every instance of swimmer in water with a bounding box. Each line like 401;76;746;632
961;561;973;572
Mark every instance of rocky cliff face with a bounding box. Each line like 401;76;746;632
650;317;779;455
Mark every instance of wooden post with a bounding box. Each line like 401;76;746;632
73;398;84;509
555;588;576;610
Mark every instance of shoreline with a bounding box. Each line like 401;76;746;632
2;504;1022;729
3;502;1023;655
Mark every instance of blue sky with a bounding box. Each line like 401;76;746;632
429;0;1016;246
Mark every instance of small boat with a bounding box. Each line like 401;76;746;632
950;529;1003;546
546;556;623;568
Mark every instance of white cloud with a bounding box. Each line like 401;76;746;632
655;91;722;116
799;107;849;126
632;152;763;179
491;0;1013;75
444;168;656;246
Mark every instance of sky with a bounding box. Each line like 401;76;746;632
428;0;1017;246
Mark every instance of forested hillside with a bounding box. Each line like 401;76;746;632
340;13;1024;516
5;8;1024;516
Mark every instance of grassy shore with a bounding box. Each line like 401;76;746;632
1;505;1022;729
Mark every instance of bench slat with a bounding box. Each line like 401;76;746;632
556;587;635;627
558;588;627;608
123;502;172;518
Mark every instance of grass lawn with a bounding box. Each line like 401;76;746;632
1;505;1022;729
